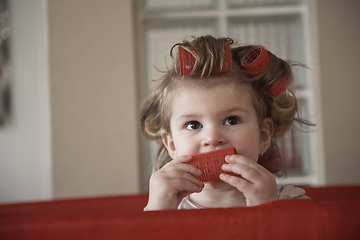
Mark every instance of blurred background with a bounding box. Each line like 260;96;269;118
0;0;359;204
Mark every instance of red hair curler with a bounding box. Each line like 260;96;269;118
267;76;288;96
179;42;232;76
241;45;271;74
241;45;289;96
187;147;238;182
179;46;196;76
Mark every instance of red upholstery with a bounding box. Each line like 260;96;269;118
1;186;360;240
304;185;360;202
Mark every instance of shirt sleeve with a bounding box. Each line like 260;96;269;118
278;184;309;200
178;196;202;210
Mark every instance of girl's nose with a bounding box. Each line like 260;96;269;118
202;127;227;147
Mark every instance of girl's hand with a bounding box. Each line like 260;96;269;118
144;155;204;211
220;154;278;207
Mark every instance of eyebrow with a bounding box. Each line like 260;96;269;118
175;114;200;121
226;107;250;114
175;107;250;122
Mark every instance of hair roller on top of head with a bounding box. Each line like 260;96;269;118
179;42;232;76
241;45;271;74
179;46;196;76
241;45;289;96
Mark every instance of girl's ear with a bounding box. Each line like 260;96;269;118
161;130;177;159
260;118;274;153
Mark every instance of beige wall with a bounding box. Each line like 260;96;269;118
317;0;360;184
49;0;140;198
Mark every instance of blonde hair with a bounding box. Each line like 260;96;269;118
140;35;313;174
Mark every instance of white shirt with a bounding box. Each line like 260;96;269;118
178;184;308;210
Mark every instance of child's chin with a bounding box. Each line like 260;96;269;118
204;180;232;189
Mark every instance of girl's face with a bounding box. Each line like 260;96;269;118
162;81;273;163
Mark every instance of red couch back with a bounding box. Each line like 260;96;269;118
1;186;360;240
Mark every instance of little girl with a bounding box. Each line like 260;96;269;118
141;35;310;211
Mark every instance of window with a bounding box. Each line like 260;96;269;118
136;0;324;190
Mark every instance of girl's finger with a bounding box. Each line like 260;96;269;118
174;162;202;176
161;155;192;170
169;178;204;193
163;155;202;176
222;163;261;183
225;155;269;177
162;169;204;187
171;155;192;164
220;173;252;191
225;154;252;164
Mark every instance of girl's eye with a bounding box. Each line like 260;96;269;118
224;116;240;125
186;121;202;130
